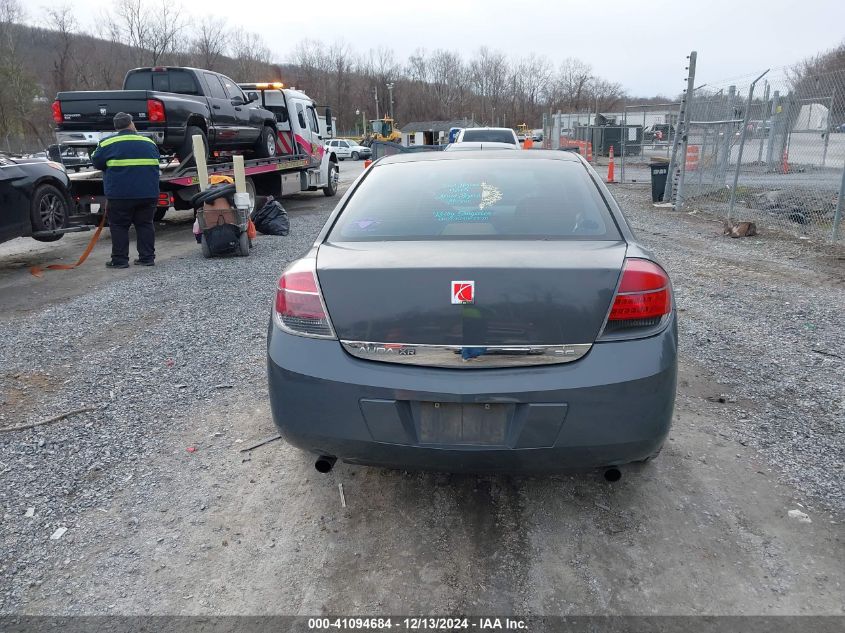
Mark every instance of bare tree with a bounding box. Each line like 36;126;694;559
0;0;40;151
147;0;185;65
554;58;593;112
190;16;228;70
105;0;185;67
229;28;273;81
42;4;78;93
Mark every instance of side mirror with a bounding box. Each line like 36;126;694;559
325;107;334;135
231;96;245;106
245;91;259;104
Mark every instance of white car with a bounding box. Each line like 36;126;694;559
455;127;520;146
326;139;371;161
443;141;519;151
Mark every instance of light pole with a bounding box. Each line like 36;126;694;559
356;109;366;138
386;82;395;120
373;87;379;120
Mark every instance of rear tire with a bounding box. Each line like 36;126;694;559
154;207;167;222
178;126;207;166
322;162;338;197
30;184;69;241
254;126;277;158
200;234;211;258
237;231;250;256
351;151;359;160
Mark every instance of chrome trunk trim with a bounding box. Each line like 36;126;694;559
340;341;592;368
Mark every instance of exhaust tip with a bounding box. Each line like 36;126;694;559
603;467;622;483
315;455;337;473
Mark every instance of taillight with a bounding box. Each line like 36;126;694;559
601;258;672;337
273;259;335;338
51;101;63;123
147;99;166;123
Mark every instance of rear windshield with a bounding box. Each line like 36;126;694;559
124;70;200;95
328;158;620;241
461;129;516;144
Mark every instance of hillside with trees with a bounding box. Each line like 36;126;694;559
3;0;665;152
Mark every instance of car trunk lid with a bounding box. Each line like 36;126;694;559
317;240;627;367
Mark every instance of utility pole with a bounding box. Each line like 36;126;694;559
386;82;395;120
373;86;379;120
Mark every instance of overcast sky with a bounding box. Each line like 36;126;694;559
31;0;845;96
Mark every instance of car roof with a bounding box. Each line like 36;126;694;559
378;149;583;165
444;142;519;151
462;127;515;132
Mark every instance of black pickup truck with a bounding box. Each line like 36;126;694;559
53;67;279;162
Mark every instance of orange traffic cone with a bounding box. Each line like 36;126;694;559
781;148;789;174
364;159;372;169
607;145;615;183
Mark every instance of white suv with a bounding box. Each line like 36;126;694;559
455;127;520;146
326;139;371;161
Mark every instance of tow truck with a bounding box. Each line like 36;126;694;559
64;81;339;224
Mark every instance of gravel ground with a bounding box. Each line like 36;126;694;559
0;176;843;615
612;184;845;509
0;199;328;608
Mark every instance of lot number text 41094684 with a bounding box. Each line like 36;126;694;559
307;617;529;630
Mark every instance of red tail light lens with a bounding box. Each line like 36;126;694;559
51;101;63;123
274;259;335;338
601;259;672;338
147;99;166;122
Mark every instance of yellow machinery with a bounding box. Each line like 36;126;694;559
367;118;401;143
516;123;530;140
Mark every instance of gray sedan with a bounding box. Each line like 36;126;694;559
267;150;677;475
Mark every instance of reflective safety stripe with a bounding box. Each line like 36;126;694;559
99;134;158;147
105;158;160;167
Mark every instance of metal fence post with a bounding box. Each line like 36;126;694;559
757;81;769;165
822;90;834;167
675;56;698;208
728;69;769;221
833;162;845;241
664;51;697;204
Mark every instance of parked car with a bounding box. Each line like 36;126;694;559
0;155;73;245
455;127;520;146
443;141;518;151
326;139;371;160
267;150;677;475
47;144;90;172
53;67;278;162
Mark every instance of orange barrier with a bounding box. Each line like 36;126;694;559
685;145;700;172
607;145;615;183
522;138;534;149
560;139;593;162
30;208;109;277
781;148;789;174
363;159;372;168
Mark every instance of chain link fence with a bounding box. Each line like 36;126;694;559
643;67;845;243
618;103;680;182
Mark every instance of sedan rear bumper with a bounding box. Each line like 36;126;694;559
266;319;677;473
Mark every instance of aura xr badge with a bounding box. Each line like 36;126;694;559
451;281;475;304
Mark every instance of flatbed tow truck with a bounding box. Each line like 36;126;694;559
61;82;339;228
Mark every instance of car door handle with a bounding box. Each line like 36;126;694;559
212;104;221;110
234;107;242;111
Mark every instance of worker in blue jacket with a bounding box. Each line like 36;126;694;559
91;113;161;268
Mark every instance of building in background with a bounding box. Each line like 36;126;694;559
400;119;479;146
